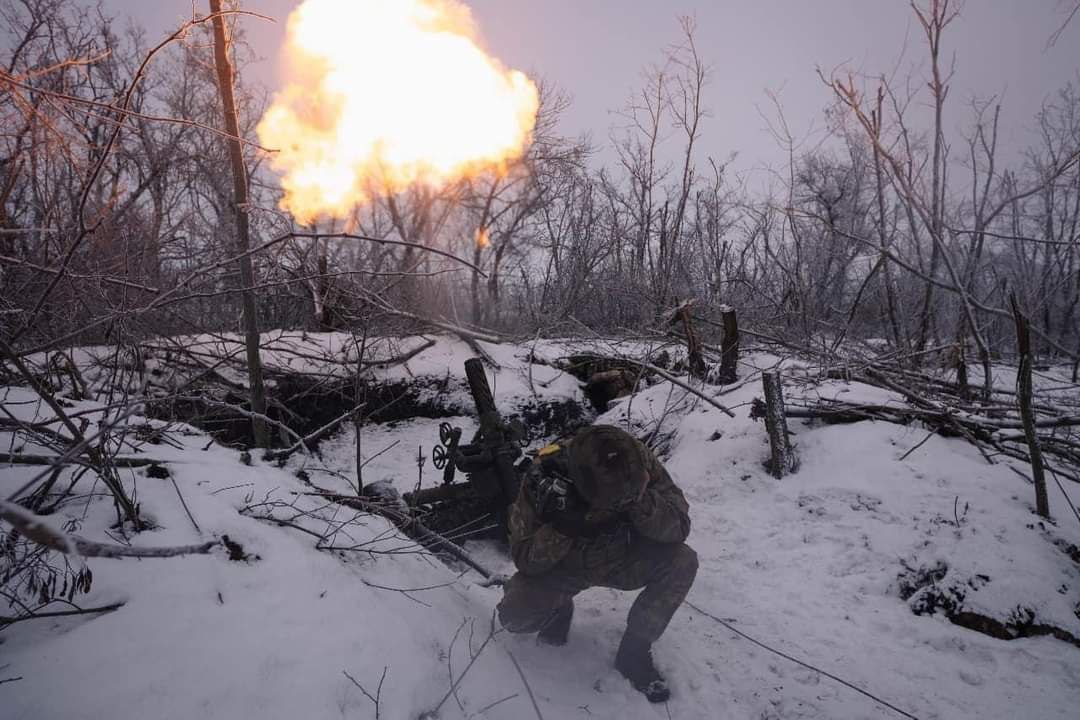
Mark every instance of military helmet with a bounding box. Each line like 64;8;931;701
567;425;648;509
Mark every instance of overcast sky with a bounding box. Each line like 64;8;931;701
99;1;1080;178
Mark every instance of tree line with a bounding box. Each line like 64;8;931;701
1;0;1078;392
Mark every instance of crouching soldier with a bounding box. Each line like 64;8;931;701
496;425;698;703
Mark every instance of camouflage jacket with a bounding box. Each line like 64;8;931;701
507;435;691;576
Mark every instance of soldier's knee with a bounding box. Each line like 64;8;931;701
673;543;698;580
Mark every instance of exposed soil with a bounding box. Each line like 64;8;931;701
897;560;1080;649
149;372;586;450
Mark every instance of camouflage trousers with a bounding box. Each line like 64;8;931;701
497;531;698;644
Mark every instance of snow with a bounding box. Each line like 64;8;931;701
2;335;1078;719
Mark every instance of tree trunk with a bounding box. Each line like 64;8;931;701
316;237;332;329
1010;293;1050;518
954;333;970;402
353;328;368;496
471;238;484;325
718;305;739;384
210;0;268;448
673;300;706;379
870;90;907;355
762;372;799;479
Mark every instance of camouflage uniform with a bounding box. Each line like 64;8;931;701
497;425;698;646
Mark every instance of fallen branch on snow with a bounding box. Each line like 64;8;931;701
0;499;219;558
305;486;498;580
343;666;387;720
0;601;125;627
420;612;500;719
0;452;166;468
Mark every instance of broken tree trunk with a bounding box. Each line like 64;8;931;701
210;0;269;449
762;372;798;478
1010;293;1050;518
954;333;970;402
718;305;739;384
670;299;707;380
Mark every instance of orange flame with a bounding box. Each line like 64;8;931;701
257;0;540;223
475;227;490;249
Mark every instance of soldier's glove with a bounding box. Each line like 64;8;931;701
530;473;589;534
531;473;577;517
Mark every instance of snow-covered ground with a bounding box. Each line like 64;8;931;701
2;335;1078;719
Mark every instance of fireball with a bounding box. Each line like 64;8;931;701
257;0;540;223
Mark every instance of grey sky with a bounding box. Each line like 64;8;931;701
97;1;1080;177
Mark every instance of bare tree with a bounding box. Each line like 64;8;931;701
209;0;268;447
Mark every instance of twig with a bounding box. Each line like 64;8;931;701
284;232;486;276
620;359;736;418
0;71;276;152
1047;465;1080;527
171;396;305;448
899;430;937;461
447;619;469;713
507;649;546;720
265;402;367;463
360;441;401;470
359;573;469;608
474;693;520;716
0;601;124;626
306;485;496;578
171;477;201;534
363;337;436;368
254;515;327;541
361;570;467;595
210;483;255;495
427;612;500;717
343;666;387;720
713;370;762;397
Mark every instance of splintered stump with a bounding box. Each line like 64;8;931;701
953;336;970;401
670;299;707;380
762;372;799;478
718;306;739;384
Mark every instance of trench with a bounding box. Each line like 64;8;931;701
149;372;590;450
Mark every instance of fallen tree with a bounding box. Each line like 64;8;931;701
787;362;1080;521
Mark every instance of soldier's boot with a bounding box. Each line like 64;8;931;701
537;601;573;646
615;633;670;703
